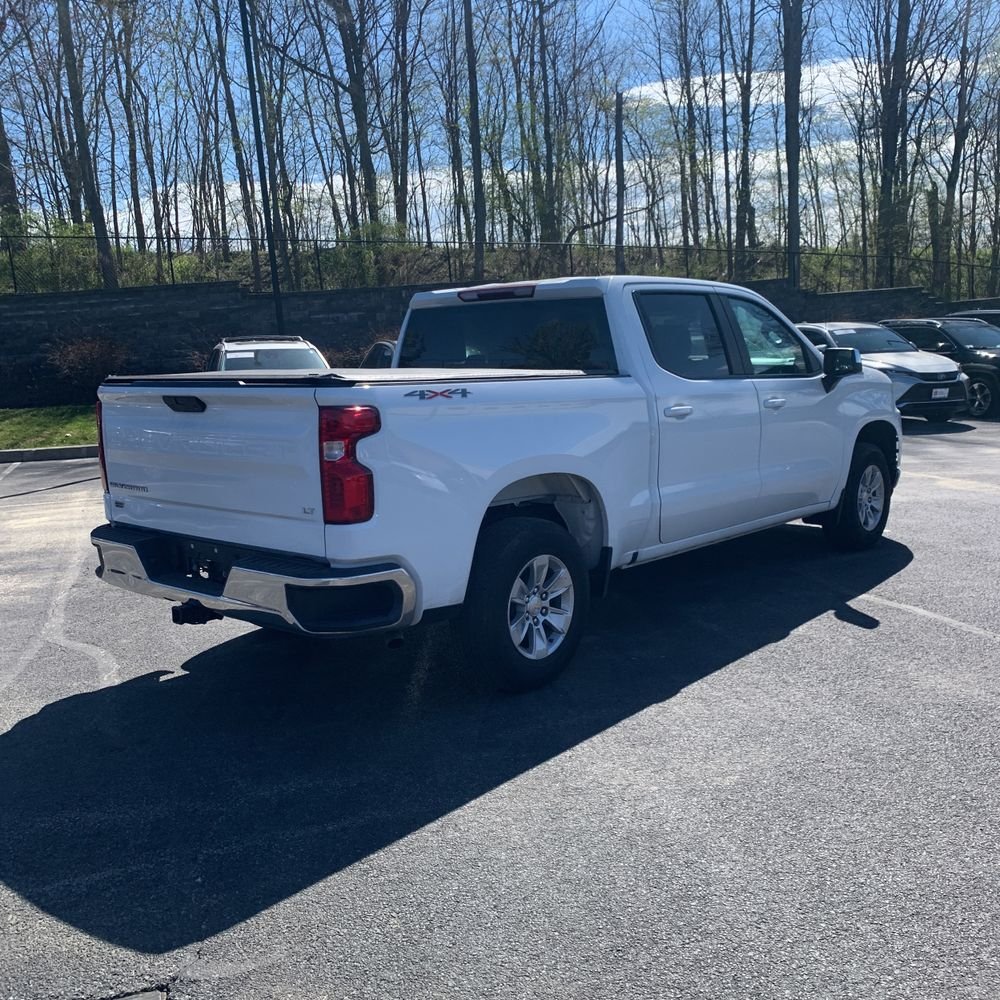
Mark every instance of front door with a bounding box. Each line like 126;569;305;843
630;287;762;544
720;295;843;515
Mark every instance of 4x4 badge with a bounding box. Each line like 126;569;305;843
404;388;472;400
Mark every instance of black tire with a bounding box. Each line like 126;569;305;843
459;516;590;692
967;374;998;419
823;443;892;552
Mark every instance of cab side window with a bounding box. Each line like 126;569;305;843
633;292;734;379
727;299;817;376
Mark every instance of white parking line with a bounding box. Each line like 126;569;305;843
900;470;999;493
857;594;1000;642
0;461;21;483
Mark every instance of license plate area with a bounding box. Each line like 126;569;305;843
931;387;949;399
166;537;240;592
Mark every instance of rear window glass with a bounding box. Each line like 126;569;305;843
222;347;327;370
399;298;617;372
829;328;915;353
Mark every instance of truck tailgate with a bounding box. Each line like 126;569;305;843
99;384;326;557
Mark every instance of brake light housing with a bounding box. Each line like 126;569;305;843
319;405;380;524
96;399;109;493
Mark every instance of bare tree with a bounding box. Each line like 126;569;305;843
463;0;486;277
57;0;117;287
780;0;803;286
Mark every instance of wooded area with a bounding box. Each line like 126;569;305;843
1;0;999;296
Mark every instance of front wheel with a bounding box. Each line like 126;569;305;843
823;443;892;551
459;517;589;692
967;375;997;418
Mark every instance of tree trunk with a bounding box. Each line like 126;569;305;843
58;0;117;288
209;0;261;288
780;0;802;287
0;106;23;235
874;0;910;288
614;91;625;274
463;0;486;279
329;0;380;230
934;0;977;299
733;0;757;279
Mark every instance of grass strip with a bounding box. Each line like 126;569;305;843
0;406;97;449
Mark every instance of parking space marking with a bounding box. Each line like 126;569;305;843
0;462;20;483
900;470;999;492
0;512;120;695
857;593;1000;642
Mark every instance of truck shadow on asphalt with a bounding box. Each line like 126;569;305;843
0;525;912;954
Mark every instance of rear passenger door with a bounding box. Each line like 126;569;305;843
630;287;762;544
719;295;842;515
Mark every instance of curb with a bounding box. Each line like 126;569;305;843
0;444;99;463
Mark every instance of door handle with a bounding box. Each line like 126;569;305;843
763;397;787;410
664;405;694;419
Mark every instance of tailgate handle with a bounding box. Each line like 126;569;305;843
163;395;207;413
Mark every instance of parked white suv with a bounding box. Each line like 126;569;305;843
797;321;968;423
207;336;329;371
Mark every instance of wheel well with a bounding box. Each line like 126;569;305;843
480;474;607;569
856;420;898;482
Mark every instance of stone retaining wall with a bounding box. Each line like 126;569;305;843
0;282;440;407
0;279;984;408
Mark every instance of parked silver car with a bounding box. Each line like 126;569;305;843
207;336;329;371
797;321;968;423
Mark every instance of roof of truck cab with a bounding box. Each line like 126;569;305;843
408;274;763;308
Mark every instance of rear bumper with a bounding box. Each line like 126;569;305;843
90;523;417;635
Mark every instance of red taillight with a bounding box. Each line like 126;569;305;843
95;399;109;493
319;405;380;524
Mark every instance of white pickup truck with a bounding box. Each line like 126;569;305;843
92;276;900;690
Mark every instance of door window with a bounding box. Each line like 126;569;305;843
728;299;817;376
633;292;734;379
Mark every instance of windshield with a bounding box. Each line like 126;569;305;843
944;323;1000;349
829;328;914;353
399;297;617;372
222;347;327;370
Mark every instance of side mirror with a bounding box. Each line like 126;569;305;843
823;347;862;389
935;342;955;354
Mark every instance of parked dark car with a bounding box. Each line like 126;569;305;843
797;321;968;422
948;309;1000;327
879;318;1000;418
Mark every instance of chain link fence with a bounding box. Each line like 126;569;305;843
1;231;997;298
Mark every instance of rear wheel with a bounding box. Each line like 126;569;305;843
459;517;589;692
967;375;997;418
823;443;892;551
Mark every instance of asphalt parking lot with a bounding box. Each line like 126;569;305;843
1;420;999;1000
